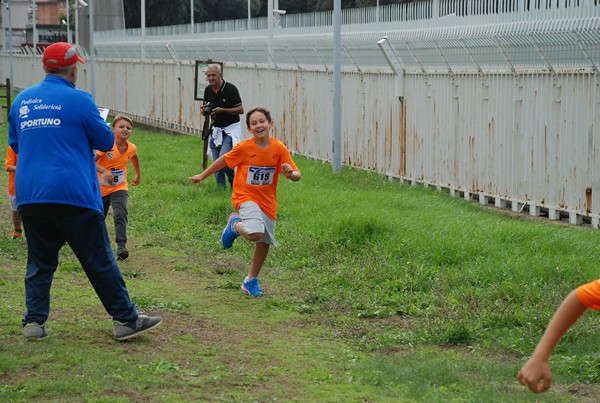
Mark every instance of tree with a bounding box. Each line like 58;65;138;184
279;0;413;11
198;0;259;22
123;0;190;28
123;0;415;28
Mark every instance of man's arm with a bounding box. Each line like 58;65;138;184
213;104;244;116
81;94;114;152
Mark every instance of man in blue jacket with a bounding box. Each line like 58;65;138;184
8;42;161;341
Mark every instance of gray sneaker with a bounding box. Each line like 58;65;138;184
23;323;48;340
114;314;162;341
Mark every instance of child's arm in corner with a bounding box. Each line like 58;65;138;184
189;156;228;183
517;289;587;393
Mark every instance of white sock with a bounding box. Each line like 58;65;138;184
231;221;240;235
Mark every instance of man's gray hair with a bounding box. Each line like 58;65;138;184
207;63;222;75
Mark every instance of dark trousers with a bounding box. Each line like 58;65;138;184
19;204;138;325
102;190;129;249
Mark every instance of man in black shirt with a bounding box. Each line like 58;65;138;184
202;64;244;189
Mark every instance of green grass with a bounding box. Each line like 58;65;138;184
1;120;600;401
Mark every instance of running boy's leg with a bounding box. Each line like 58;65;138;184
236;202;277;296
102;194;111;218
12;211;22;233
109;190;129;257
250;242;270;278
232;219;262;242
9;195;22;237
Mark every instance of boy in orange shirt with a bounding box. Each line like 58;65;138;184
5;146;22;238
95;115;140;260
518;279;600;393
189;106;301;296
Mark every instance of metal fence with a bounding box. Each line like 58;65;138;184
2;0;600;227
95;0;600;39
91;1;599;74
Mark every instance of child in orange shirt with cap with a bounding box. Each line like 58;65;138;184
517;279;600;393
189;106;301;297
5;146;22;238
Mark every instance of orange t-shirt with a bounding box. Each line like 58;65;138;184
224;137;299;221
96;140;137;197
5;146;17;196
577;279;600;310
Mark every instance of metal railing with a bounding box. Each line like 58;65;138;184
95;0;599;39
90;1;599;74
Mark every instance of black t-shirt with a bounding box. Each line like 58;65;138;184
203;80;242;128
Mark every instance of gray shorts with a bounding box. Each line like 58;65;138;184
238;201;277;246
8;194;17;212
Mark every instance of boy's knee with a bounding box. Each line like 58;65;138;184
247;233;263;242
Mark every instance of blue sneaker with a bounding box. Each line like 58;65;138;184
221;213;241;249
241;277;264;297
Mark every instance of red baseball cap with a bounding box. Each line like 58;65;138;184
42;42;85;68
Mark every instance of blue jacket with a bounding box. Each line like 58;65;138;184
8;75;113;213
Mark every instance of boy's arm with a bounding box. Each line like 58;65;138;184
281;162;301;182
95;154;114;185
6;148;17;171
517;289;587;393
189;155;228;183
131;154;141;186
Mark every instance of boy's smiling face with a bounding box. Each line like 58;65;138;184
247;111;273;141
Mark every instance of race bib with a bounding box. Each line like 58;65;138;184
102;169;125;186
247;166;276;186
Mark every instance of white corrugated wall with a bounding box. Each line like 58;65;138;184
2;0;599;226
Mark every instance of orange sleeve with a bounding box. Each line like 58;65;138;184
577;279;600;311
5;147;17;195
5;146;17;169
